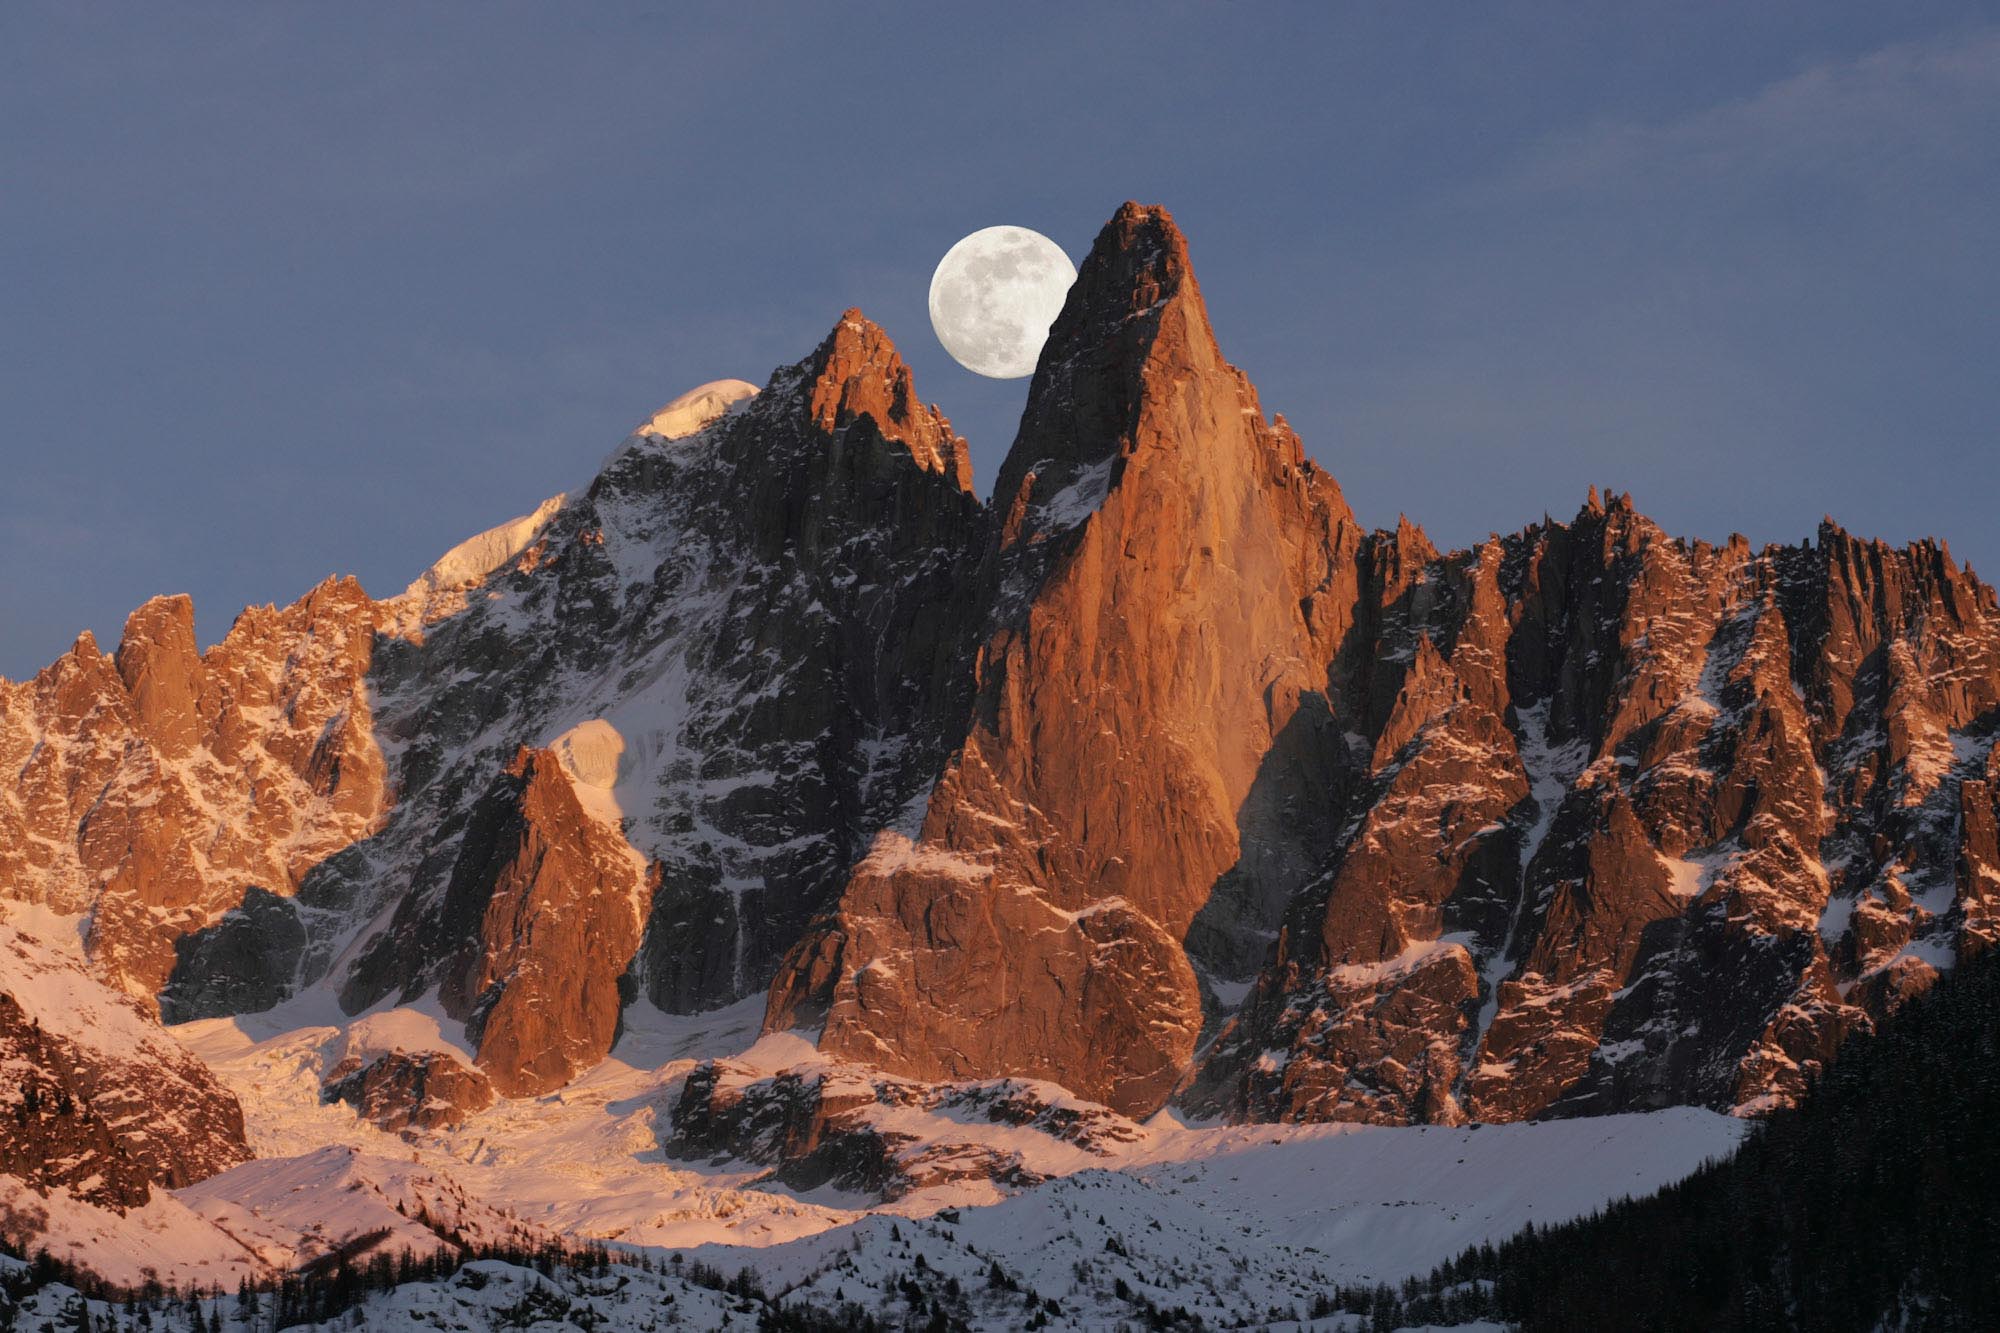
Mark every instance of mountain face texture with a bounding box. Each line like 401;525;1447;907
319;312;984;1100
0;584;386;1009
1187;501;2000;1126
0;925;249;1208
2;202;1996;1145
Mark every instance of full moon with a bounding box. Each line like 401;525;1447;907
928;226;1077;379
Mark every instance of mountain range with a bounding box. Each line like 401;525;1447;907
2;202;1992;1325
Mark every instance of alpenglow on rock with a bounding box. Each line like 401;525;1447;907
1;203;1995;1140
767;203;1366;1115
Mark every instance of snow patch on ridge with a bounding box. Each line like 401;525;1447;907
551;717;629;789
1326;935;1475;988
1;921;182;1065
637;379;760;441
394;493;567;626
333;998;477;1067
548;717;642;836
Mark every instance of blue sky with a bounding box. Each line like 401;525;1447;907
4;4;1997;677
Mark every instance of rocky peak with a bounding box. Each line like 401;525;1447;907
37;628;128;731
794;309;972;492
992;202;1213;519
114;594;204;755
1372;515;1441;601
774;202;1365;1116
393;743;650;1098
2;565;388;1009
1195;461;2000;1127
330;303;989;1093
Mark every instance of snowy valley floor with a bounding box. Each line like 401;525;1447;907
6;988;1745;1328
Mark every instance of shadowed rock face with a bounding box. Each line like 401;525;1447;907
5;200;1997;1139
160;887;306;1023
627;312;988;1015
330;308;990;1095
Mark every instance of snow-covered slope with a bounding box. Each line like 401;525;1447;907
85;984;1738;1325
388;491;568;629
0;909;249;1214
177;1147;555;1271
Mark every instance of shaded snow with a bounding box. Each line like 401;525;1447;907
1035;457;1114;530
1465;701;1587;1075
1325;935;1474;988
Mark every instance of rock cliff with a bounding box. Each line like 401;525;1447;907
1192;496;2000;1124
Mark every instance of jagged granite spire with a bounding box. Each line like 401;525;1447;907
769;203;1363;1115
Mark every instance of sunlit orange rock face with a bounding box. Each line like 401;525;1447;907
0;582;388;1008
770;204;1366;1115
4;199;2000;1138
774;203;2000;1124
1190;500;2000;1126
431;746;649;1098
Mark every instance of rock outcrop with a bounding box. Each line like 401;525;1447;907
0;991;153;1210
330;310;989;1112
667;1060;1144;1200
0;923;250;1207
430;745;649;1097
321;1049;496;1134
1191;498;2000;1124
768;204;2000;1127
0;584;386;1010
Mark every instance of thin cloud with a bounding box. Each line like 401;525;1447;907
1495;29;2000;203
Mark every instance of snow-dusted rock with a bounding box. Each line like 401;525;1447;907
0;919;249;1207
